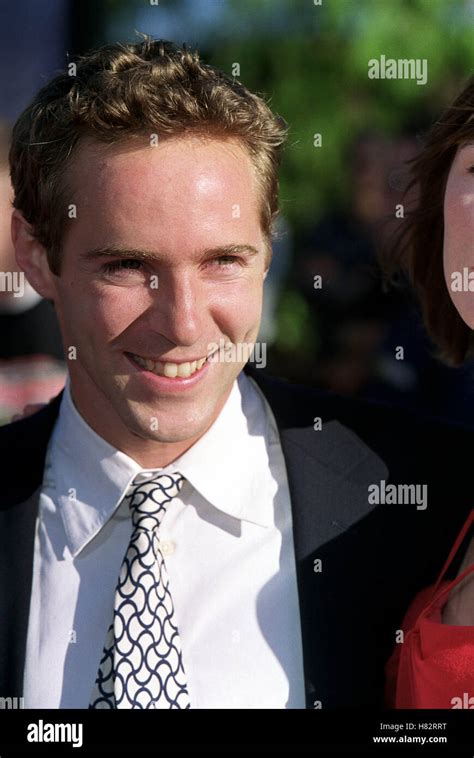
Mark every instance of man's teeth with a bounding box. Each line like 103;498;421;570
131;353;207;377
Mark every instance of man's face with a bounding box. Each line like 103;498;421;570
443;141;474;325
48;135;268;452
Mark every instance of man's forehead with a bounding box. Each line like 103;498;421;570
67;133;255;185
61;133;264;254
63;134;261;240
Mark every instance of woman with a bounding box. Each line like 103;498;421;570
384;75;474;708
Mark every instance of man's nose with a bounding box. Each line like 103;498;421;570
148;270;203;346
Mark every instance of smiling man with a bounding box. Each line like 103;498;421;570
0;38;472;713
16;133;268;467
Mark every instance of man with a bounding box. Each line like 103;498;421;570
0;38;471;710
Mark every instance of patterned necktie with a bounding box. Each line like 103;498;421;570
89;471;191;709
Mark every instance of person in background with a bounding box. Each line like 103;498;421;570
296;133;419;395
0;121;65;424
384;75;474;708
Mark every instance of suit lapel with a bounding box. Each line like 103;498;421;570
246;368;388;707
0;391;63;698
279;421;388;707
0;487;42;699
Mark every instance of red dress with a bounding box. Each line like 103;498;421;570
385;509;474;708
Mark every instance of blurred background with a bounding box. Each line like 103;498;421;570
1;0;474;425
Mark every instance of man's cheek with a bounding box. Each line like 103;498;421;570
85;299;129;337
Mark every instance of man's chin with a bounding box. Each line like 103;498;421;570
126;415;208;446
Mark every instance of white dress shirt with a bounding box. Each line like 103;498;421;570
23;370;306;708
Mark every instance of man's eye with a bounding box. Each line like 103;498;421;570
213;256;240;266
102;259;144;274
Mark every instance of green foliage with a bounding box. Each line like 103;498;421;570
213;0;474;230
275;288;318;354
100;0;474;230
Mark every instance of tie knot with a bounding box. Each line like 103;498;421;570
125;471;184;531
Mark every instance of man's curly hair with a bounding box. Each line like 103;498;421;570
9;37;288;275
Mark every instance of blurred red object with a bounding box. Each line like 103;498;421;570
0;354;66;425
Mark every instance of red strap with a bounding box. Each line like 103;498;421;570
428;562;474;613
433;508;474;594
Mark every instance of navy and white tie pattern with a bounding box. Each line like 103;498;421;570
89;471;191;709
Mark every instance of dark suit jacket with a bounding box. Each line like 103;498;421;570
0;366;472;708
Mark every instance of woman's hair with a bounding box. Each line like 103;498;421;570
384;75;474;366
9;37;288;275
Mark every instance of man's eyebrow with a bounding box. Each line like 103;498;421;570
80;243;260;262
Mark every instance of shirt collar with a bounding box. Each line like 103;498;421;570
171;372;275;529
51;372;274;557
52;375;144;556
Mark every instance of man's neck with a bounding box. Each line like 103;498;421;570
67;379;233;469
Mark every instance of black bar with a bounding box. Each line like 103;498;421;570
0;709;472;754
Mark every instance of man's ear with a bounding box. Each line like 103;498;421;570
11;209;57;300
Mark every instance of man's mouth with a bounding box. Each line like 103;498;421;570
128;352;212;379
